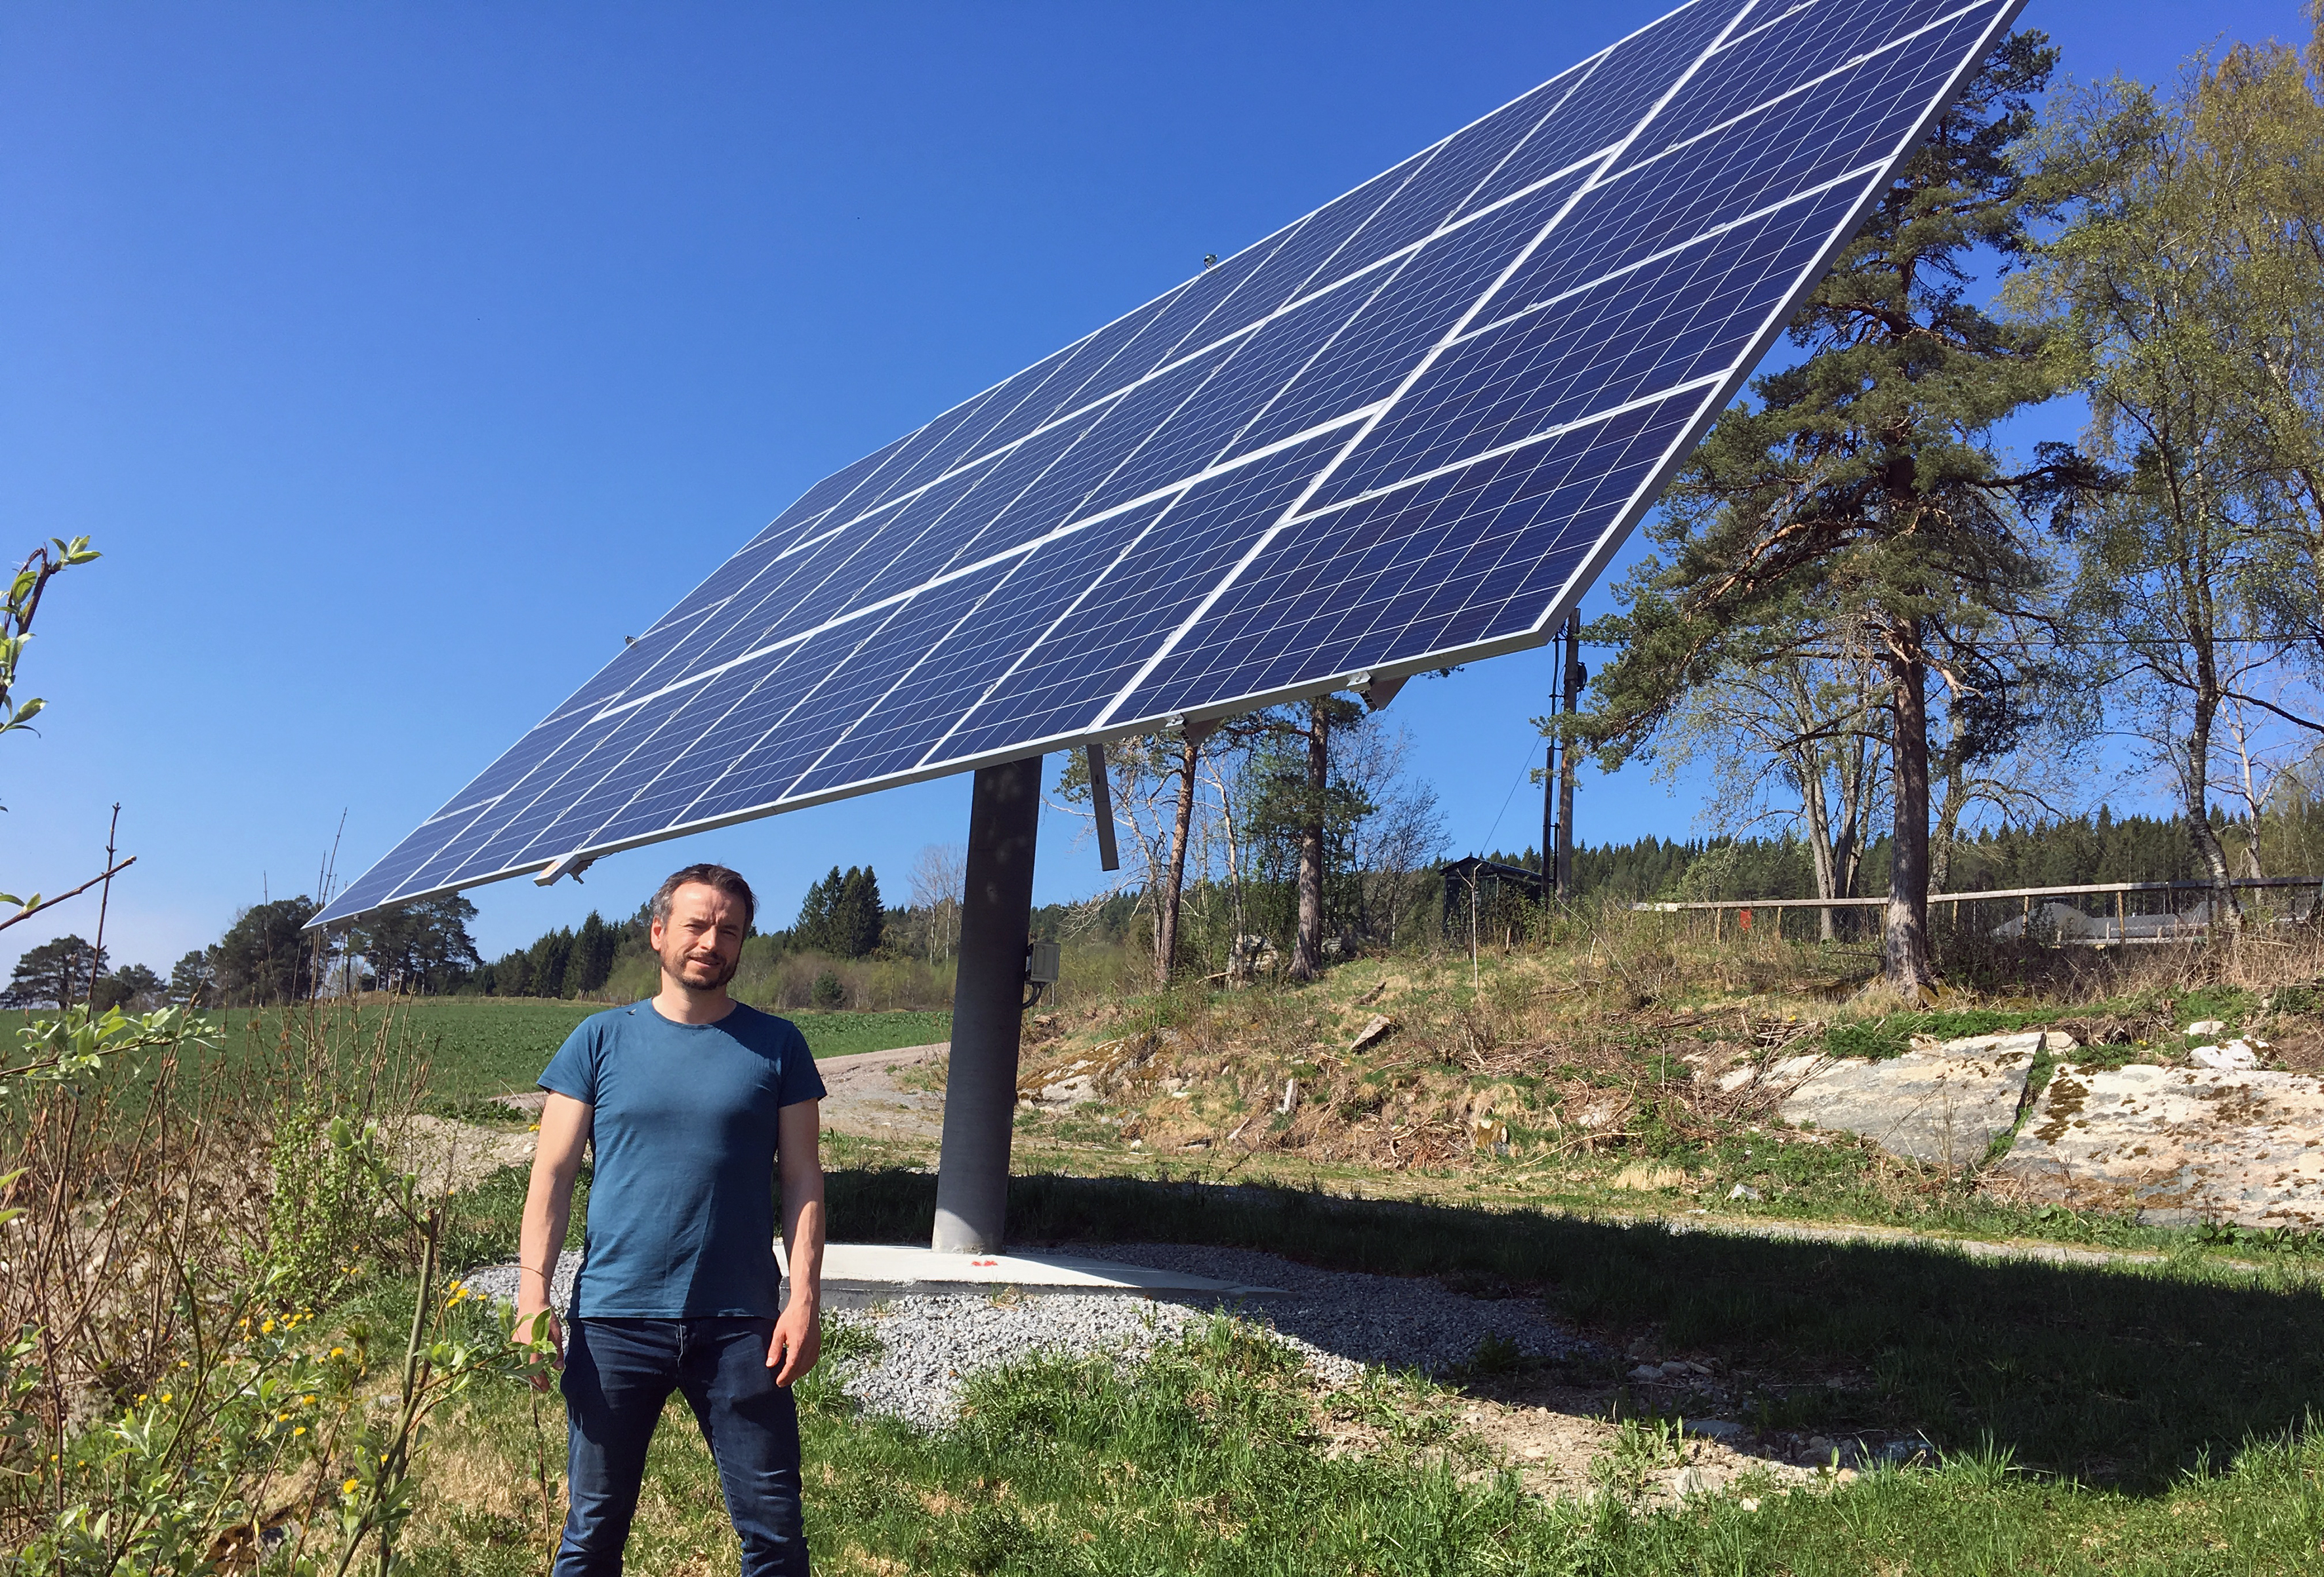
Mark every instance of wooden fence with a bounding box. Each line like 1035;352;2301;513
1630;876;2323;945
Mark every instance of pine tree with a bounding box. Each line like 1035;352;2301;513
834;867;885;959
571;911;617;996
1581;31;2097;996
793;867;844;954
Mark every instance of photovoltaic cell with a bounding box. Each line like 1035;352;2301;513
313;0;2026;928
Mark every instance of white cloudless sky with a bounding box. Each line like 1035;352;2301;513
0;0;2296;973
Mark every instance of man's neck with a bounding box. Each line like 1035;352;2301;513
653;977;737;1025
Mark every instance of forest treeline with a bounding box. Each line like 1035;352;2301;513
22;795;2310;1011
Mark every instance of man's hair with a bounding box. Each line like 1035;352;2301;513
649;863;756;932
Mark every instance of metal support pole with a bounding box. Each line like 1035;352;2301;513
932;754;1043;1254
1554;613;1581;902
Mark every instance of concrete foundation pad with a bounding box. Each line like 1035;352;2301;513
798;1243;1282;1305
1774;1041;2041;1168
1992;1064;2324;1227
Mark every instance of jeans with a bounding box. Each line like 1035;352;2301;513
556;1317;807;1576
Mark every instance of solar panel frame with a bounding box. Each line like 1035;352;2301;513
313;0;2029;929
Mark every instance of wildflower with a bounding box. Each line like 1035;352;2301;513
159;1393;173;1404
342;1477;359;1496
329;1347;344;1359
261;1320;275;1334
293;1426;307;1437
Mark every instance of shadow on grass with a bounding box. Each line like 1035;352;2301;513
828;1166;2324;1492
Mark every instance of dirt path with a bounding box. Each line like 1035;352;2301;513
815;1042;948;1141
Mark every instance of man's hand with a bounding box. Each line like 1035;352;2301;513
514;1305;565;1392
766;1299;819;1387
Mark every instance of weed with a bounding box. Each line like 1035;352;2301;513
1591;1414;1690;1496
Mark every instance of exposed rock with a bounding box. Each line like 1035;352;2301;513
1031;1073;1101;1108
1993;1063;2324;1227
2186;1019;2228;1037
1727;1183;1763;1201
2190;1040;2263;1070
1774;1038;2047;1168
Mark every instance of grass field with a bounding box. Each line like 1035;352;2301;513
205;997;948;1105
411;1164;2324;1573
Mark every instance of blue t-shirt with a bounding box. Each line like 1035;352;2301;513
540;1000;826;1319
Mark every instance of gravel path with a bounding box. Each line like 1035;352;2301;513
466;1242;1587;1429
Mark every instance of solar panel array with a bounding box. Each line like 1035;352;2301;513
315;0;2024;928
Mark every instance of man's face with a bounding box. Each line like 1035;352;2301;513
651;883;746;991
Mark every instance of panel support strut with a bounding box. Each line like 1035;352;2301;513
932;754;1044;1253
1085;743;1120;872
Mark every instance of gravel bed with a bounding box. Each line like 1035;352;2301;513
465;1242;1588;1430
838;1294;1204;1430
463;1251;579;1313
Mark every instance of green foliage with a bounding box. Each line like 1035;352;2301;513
811;968;844;1008
0;535;98;789
210;895;323;1005
1591;1415;1690;1497
794;865;886;959
353;895;482;995
1;1002;217;1094
88;963;164;1014
0;932;106;1010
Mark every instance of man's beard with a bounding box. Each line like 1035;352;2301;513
666;950;737;990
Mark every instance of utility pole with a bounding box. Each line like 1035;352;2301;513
1540;705;1557;890
1554;613;1582;902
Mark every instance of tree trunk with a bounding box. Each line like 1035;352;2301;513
1156;734;1200;987
1881;625;1940;998
1288;699;1330;981
2181;677;2242;936
1797;742;1842;943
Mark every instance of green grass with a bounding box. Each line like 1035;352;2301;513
407;1311;2324;1575
438;1160;2324;1493
817;1168;2324;1490
781;1008;950;1060
205;998;949;1106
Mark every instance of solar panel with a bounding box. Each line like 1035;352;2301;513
313;0;2026;928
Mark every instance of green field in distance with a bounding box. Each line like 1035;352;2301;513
205;998;948;1105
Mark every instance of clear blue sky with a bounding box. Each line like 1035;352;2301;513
0;0;2290;975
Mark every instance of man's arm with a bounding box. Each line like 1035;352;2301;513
767;1098;825;1385
516;1092;592;1389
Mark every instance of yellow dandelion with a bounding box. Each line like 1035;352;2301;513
329;1347;344;1359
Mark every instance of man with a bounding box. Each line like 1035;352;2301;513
516;863;826;1576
